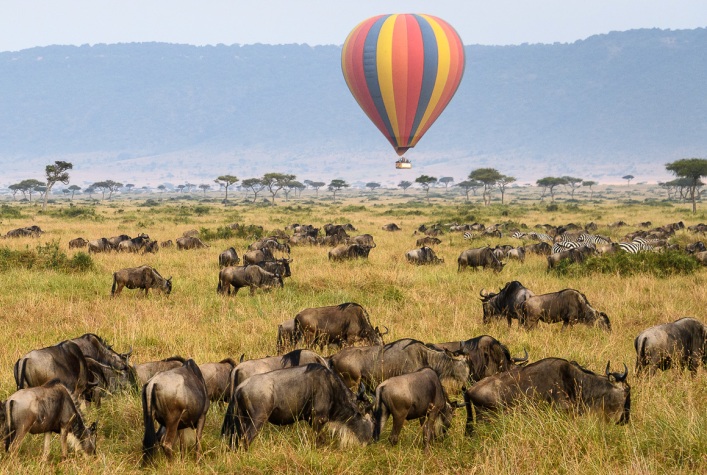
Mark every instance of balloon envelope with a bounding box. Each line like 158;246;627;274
342;14;465;156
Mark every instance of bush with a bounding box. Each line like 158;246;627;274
550;250;699;278
0;241;94;273
0;205;23;219
199;224;265;241
47;206;102;221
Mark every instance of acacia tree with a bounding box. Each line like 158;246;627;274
439;177;454;189
562;176;583;200
84;186;96;199
536;177;568;202
398;180;412;191
469;168;502;206
262;173;296;205
415;175;438;203
497;175;516;204
68;185;81;200
456;180;476;202
43;161;73;209
582;180;597;199
283;180;304;201
365;182;381;192
17;179;45;202
8;184;21;200
308;181;326;197
623;175;635;186
214;175;239;202
124;183;135;193
199;184;210;195
665;158;707;213
241;178;266;202
157;185;166;193
328;179;349;200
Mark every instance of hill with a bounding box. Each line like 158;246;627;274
1;28;706;186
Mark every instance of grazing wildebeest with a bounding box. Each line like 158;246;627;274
176;236;209;250
546;245;595;269
348;234;376;248
88;237;111;253
293;303;387;350
479;281;536;326
217;265;283;296
276;319;297;354
68;333;132;374
382;223;401;232
521;242;552;255
199;358;239;402
247;238;290;254
228;349;330;391
255;258;292;278
107;234;131;250
405;246;444;265
507;247;526;262
416;236;442;247
328;243;372;261
318;234;347;247
329;339;469;392
634;317;707;375
13;340;95;402
221;364;373;450
324;224;351;238
69;237;88;249
463;358;630;435
141;359;209;463
5;225;44;238
134;356;186;387
160;240;174;248
693;251;707;266
111;265;172;296
4;380;97;460
219;247;241;267
686;241;706;254
243;248;274;265
289;234;317;246
182;229;199;237
518;289;611;331
429;335;528;382
117;234;151;252
457;247;504;272
142;240;159;254
373;368;462;448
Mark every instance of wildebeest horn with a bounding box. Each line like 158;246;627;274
614;363;629;382
605;361;612;377
512;348;529;364
381;325;389;335
479;289;489;298
121;346;133;358
239;353;245;363
357;381;366;398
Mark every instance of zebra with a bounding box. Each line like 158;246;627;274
577;233;611;245
617;241;655;253
511;231;527;239
528;232;553;242
463;232;475;240
552;241;581;254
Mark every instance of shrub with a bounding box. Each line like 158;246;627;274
46;206;102;221
0;241;94;273
0;205;23;219
550;250;699;278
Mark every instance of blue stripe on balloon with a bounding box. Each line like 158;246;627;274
363;15;396;146
409;15;438;143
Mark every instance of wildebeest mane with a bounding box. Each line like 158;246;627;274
281;349;304;367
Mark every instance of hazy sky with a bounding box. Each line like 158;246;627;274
1;0;705;52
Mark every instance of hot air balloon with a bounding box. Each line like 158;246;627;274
341;14;465;169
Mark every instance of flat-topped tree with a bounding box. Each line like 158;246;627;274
439;177;454;189
307;181;326;196
415;175;438;203
398;180;412;191
497;175;516;204
43;161;72;209
242;178;266;202
536;177;568;202
666;158;707;213
582;180;597;199
365;182;381;192
562;176;583;199
262;173;296;205
199;184;210;195
328;179;349;200
17;179;46;202
469;168;502;206
283;180;304;201
622;175;634;186
215;175;239;202
68;185;81;201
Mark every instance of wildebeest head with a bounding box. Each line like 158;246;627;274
163;276;173;295
604;361;630;425
367;325;389;346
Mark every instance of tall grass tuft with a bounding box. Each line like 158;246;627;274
0;241;94;272
551;250;699;277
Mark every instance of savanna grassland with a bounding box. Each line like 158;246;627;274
0;186;705;474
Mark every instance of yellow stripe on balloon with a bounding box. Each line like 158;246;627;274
376;15;400;140
413;15;451;145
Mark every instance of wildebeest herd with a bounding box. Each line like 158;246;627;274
0;218;705;463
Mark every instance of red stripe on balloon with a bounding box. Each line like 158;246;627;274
401;14;425;148
391;15;409;146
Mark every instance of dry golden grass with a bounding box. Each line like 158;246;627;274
0;188;704;473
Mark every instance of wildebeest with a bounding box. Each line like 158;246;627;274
88;237;111;253
141;359;209;463
199;358;239;402
227;349;330;391
219;247;241;267
182;229;199;237
111;265;172;297
405;246;444;265
328;243;372;261
134;356;186;387
243;248;274;265
289;234;317;246
693;250;707;265
160;240;173;248
293;303;387;350
117;234;151;252
69;237;88;249
546;245;595;269
329;338;470;392
382;223;401;232
107;234;131;249
276;319;297;354
457;247;504;272
176;236;209;250
4;225;44;238
68;333;132;376
521;242;552;255
221;363;373;450
247;238;291;254
507;247;525;262
143;240;159;254
348;234;376;248
634;317;707;374
373;367;461;448
518;289;611;331
686;241;706;254
13;340;95;402
4;380;98;460
480;281;536;327
463;358;630;434
217;265;283;295
324;224;351;238
416;236;442;247
429;335;528;382
255;258;292;278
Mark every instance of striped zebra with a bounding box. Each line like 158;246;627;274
618;241;655;253
511;231;527;239
528;232;553;242
552;241;581;254
463;232;475;240
577;233;611;245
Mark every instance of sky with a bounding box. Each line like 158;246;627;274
1;0;705;52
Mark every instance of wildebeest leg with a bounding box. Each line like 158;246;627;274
373;402;389;441
112;283;123;296
242;415;265;451
249;285;256;296
195;413;207;460
422;403;439;450
7;418;32;455
161;421;178;459
44;432;53;461
312;414;329;447
388;413;405;446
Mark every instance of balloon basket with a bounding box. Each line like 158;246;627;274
395;158;412;169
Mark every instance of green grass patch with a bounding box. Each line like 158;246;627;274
550;250;699;278
0;241;94;272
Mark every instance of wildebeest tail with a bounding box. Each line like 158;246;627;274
372;386;386;441
5;400;15;451
141;383;158;464
293;319;304;347
221;369;240;447
276;325;284;355
13;358;27;390
111;273;118;296
462;389;474;436
634;335;648;374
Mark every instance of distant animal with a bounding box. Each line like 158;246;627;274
88;237;111;253
518;289;611;331
199;358;239;402
227;349;330;391
4;380;98;460
429;335;529;382
4;225;44;238
546;245;595;269
479;281;536;326
634;317;707;375
160;240;173;248
176;236;209;250
463;358;630;435
219;247;241;267
347;234;377;248
506;247;525;262
686;241;706;254
521;242;552;255
221;363;373;450
694;251;707;265
254;258;292;278
293;302;387;350
107;234;131;249
182;229;199;237
141;359;209;463
111;265;172;297
142;240;159;254
133;356;186;387
117;234;151;252
328;243;372;261
416;236;442;247
276;319;297;354
373;367;462;449
217;265;283;296
382;223;401;232
405;246;444;265
457;247;504;272
69;237;88;249
242;248;274;265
